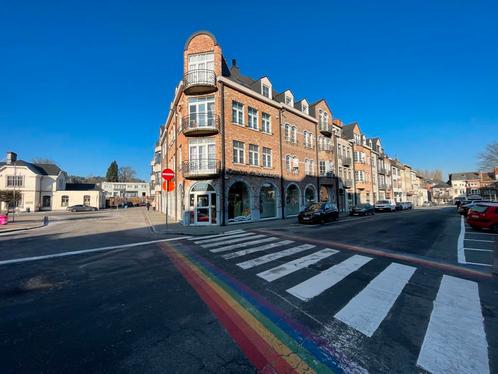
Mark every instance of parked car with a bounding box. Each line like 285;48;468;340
458;200;493;216
374;200;396;212
467;203;498;232
350;203;375;216
398;202;413;210
66;205;98;212
298;202;339;224
395;202;404;211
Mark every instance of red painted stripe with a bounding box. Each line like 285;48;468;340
162;245;296;373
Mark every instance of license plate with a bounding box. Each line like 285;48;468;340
303;217;310;220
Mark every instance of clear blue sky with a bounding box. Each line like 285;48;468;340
1;1;497;180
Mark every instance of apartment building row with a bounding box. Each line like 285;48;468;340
149;31;426;226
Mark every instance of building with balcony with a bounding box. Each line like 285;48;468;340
150;31;430;225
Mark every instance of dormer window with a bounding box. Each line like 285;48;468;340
285;95;293;106
302;103;308;114
262;84;270;98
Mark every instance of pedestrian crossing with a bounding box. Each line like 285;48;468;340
187;230;491;373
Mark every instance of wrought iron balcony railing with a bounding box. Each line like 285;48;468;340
183;69;217;95
182;113;220;136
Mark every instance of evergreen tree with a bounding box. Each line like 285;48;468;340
106;161;119;182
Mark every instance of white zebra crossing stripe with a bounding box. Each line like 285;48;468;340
417;275;489;374
189;230;245;241
200;234;266;248
334;263;416;337
222;240;295;259
194;232;255;244
286;255;372;301
210;237;279;253
257;248;339;282
237;244;315;270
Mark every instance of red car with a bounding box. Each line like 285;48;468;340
467;203;498;232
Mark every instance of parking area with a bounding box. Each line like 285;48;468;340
458;215;497;268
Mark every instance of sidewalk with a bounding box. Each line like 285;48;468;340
0;214;48;233
143;210;350;236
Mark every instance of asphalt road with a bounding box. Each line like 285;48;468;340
0;208;496;373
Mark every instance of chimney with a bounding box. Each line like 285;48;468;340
6;152;17;165
232;59;237;68
230;58;239;76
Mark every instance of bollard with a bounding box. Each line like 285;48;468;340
43;216;49;226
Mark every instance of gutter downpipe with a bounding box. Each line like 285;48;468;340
220;81;226;226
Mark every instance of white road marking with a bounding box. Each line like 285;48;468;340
194;232;254;244
200;234;266;248
335;263;416;337
464;238;494;243
466;262;492;267
210;237;279;253
237;244;315;270
286;255;372;302
0;236;191;266
417;275;489;374
457;216;466;264
222;240;294;259
256;248;338;282
464;248;493;252
466;231;498;236
188;230;245;241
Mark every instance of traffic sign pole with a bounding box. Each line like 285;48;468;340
161;169;175;232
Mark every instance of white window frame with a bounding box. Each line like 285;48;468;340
261;112;271;133
232;101;244;125
262;147;272;168
249;144;259;166
262;84;270;98
233;140;244;164
6;175;24;187
248;107;258;130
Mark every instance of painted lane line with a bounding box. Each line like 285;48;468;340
464;238;494;243
466;232;498;236
194;232;255;244
0;236;191;266
457;216;466;264
257;248;339;282
237;244;315;270
286;255;372;302
466;262;492;267
188;230;245;241
201;235;267;249
417;275;489;374
222;240;294;259
210;237;280;253
464;248;493;252
334;263;416;337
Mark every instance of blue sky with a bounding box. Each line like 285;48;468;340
1;1;497;180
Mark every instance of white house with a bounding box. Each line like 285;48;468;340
0;152;105;212
99;182;150;199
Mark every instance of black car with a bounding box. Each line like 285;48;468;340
298;202;339;224
66;204;98;212
350;203;375;216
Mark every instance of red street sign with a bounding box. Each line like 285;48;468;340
162;180;175;192
161;168;175;181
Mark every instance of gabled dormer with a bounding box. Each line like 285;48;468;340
310;99;333;137
249;76;273;98
275;89;294;107
295;99;309;114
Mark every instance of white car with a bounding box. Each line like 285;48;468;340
374;200;396;212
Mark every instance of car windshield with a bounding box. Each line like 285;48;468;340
470;205;489;213
377;200;389;204
304;203;322;212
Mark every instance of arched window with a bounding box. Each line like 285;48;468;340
291;126;297;143
61;195;69;207
191;182;215;192
305;186;317;206
228;182;252;222
285;184;300;216
319;109;323;126
260;183;277;219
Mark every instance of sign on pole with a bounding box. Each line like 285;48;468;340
161;168;175;181
162;180;175;192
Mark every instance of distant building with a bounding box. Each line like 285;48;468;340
0;151;105;212
431;182;452;204
99;182;150;199
449;168;498;200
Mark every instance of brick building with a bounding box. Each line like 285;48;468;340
151;31;427;226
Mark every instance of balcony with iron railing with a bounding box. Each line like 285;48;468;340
342;179;353;188
182;159;220;179
318;144;333;152
182;113;220;136
319;122;332;137
183;69;217;95
378;167;387;175
378;183;388;190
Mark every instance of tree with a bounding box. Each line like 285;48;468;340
478;141;498;171
414;168;444;181
118;166;137;182
32;157;56;164
0;190;22;212
106;161;119;182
